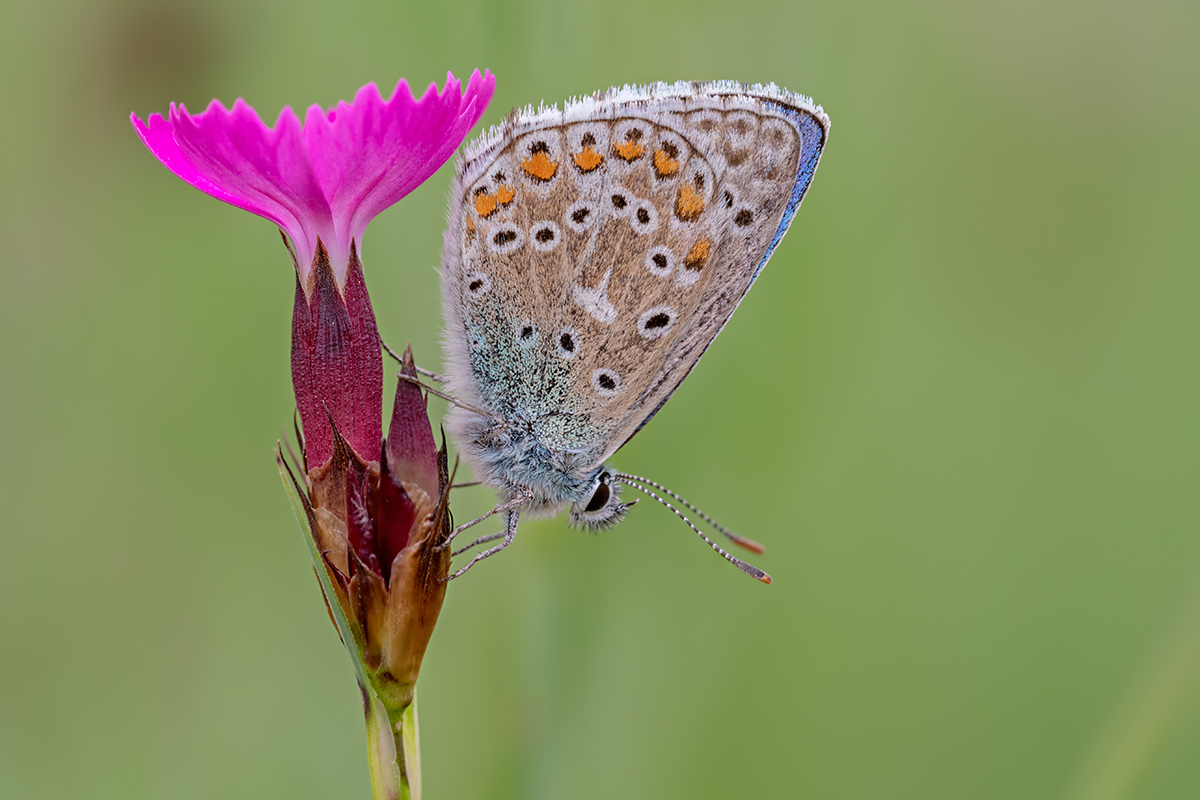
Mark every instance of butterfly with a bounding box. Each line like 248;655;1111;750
435;81;829;581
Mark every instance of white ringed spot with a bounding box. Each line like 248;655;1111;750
630;200;659;235
591;368;622;397
530;220;562;252
608;190;633;218
565;200;599;233
645;246;675;278
555;327;580;359
487;222;525;255
465;272;492;297
637;305;677;339
515;319;538;346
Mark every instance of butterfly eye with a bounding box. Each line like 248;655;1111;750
568;469;630;531
583;479;610;513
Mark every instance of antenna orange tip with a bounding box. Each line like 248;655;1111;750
736;537;766;555
759;573;773;585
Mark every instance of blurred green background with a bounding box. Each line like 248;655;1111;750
2;0;1198;797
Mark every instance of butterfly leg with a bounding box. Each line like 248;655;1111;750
451;530;504;557
397;373;502;422
447;508;520;580
443;491;531;547
381;339;447;383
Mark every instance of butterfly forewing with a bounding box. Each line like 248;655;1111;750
443;83;828;472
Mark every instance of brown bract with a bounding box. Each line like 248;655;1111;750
284;346;451;706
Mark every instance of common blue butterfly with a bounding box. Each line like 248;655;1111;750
436;81;829;580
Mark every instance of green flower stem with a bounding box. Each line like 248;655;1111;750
278;454;424;800
363;684;420;800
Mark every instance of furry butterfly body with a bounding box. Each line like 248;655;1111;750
439;81;829;576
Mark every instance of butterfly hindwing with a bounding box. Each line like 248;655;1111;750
442;82;829;471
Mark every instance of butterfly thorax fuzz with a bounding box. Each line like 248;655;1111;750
448;405;602;515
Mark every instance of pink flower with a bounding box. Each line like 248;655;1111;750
131;70;494;284
135;74;491;798
131;71;495;467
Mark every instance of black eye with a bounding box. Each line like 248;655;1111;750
584;480;610;512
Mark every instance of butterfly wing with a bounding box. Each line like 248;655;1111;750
598;85;830;457
442;82;829;473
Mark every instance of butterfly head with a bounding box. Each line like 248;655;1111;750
568;466;636;531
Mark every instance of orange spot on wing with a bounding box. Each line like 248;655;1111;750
612;140;646;161
674;184;705;222
520;151;558;181
572;145;604;172
473;192;498;218
495;184;515;205
684;237;710;272
653;148;680;177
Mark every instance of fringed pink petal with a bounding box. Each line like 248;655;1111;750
131;70;493;287
305;69;496;274
133;102;337;284
169;100;337;283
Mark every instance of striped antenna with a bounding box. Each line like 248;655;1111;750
614;474;771;584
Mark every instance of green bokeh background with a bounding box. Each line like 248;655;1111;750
2;0;1198;797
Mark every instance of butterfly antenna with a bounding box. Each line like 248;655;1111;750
614;475;771;584
613;472;765;555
